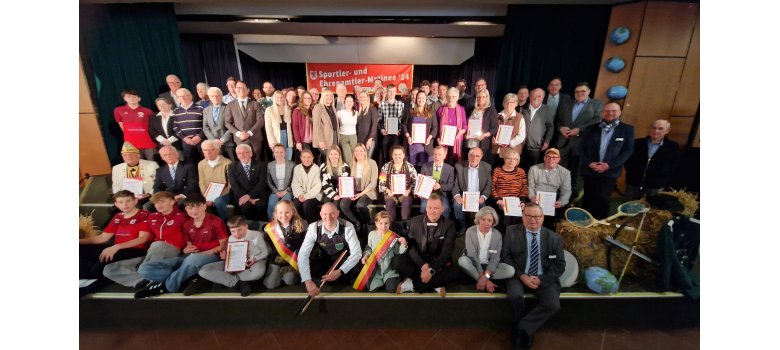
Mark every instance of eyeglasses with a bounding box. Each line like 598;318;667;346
574;90;588;94
524;215;543;220
544;156;560;159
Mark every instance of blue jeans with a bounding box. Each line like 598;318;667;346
280;130;293;160
420;195;451;219
138;252;220;292
267;191;293;220
453;197;485;229
213;193;231;221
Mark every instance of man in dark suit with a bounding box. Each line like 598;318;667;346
158;74;182;108
501;203;565;350
554;82;604;199
579;102;634;219
227;144;270;221
202;87;235;162
452;147;493;234
542;77;570;122
522;88;555;171
624;119;678;200
225;80;266;161
149;146;199;210
419;146;455;218
394;194;460;296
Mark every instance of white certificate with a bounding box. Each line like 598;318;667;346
391;173;407;195
462;191;480;212
504;197;524;217
224;240;249;272
386;117;399;135
122;178;144;196
339;177;355;198
495;125;514;145
413;174;437;199
440;125;457;146
204;182;226;202
411;123;427;144
536;191;557;216
467;119;482;139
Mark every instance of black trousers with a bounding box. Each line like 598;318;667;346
295;198;322;224
582;175;617;220
521;148;542;173
506;277;561;336
309;252;362;284
394;254;461;293
79;244;147;280
560;151;581;199
339;195;372;226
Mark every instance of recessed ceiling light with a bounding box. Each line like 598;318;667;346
240;19;281;24
451;21;494;26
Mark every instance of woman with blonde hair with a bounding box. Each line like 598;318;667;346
263;199;308;289
355;92;379;158
265;90;294;160
319;145;351;206
465;89;499;165
339;143;378;235
312;88;338;163
292;91;314;159
336;95;359;163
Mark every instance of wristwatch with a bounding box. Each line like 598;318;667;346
429;268;436;276
484;272;492;280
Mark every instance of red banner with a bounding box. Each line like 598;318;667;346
306;63;413;93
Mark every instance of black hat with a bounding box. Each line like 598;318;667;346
645;193;684;213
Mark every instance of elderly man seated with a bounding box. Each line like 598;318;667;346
111;142;158;208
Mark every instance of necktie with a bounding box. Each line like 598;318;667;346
213;106;219;124
435;166;441;172
244;164;251;179
170;166;176;181
528;232;540;276
241;100;246;114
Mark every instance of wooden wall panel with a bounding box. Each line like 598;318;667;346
80;113;112;176
636;2;698;57
622;57;685;136
667;116;694;148
79;59;95;115
594;1;646;102
671;16;700;117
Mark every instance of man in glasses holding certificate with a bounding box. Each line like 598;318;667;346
418;146;455;218
452;147;493;236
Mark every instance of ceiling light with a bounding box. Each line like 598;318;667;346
451;21;494;26
240;19;281;24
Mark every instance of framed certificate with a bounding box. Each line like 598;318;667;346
391;173;407;195
122;178;144;197
536;192;557;216
224;240;249;272
467;118;482;139
204;182;226;202
413;174;437;199
386;117;399;135
338;177;355;198
462;191;480;212
503;197;524;217
411;123;427;144
440;125;457;146
495;125;514;145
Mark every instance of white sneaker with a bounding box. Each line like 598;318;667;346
434;287;446;298
396;278;414;294
79;279;98;288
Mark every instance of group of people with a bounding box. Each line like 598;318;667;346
95;73;683;350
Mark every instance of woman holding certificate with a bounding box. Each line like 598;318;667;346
319;145;352;206
437;87;467;164
490;149;529;228
336;95;359;163
465;89;499;165
493;93;527;168
263;200;308;289
339;143;379;237
378;145;419;223
355;92;379;158
292;91;314;160
405;91;438;168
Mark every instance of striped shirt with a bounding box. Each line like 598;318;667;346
491;166;529;200
172;103;205;139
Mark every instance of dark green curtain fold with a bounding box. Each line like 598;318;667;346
181;34;240;87
494;4;610;100
80;3;188;164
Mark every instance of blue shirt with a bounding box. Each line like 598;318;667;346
647;138;664;159
212;105;220;124
598;120;620;162
572;98;589;122
524;230;544;275
467;165;480;194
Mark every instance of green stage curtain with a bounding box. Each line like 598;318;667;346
80;3;188;164
494;4;610;100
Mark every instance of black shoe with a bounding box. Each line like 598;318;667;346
134;279;150;290
236;280;252;297
182;277;212;296
134;282;167;299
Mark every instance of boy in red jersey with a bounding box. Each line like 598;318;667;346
103;191;188;289
114;89;156;160
79;190;151;296
135;193;227;298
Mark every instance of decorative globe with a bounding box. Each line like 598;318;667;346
584;267;618;294
605;57;626;73
607;85;628;100
609;26;631;45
